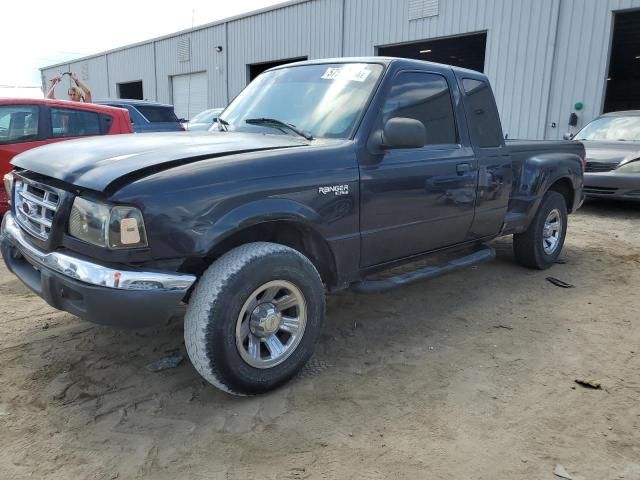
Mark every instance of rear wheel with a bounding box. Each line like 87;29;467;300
513;191;568;269
184;242;325;395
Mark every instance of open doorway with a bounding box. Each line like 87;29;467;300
377;32;487;72
117;81;143;100
247;57;308;83
603;10;640;112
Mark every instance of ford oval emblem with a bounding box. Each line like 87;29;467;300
22;201;30;214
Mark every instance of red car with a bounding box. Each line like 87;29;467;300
1;98;133;214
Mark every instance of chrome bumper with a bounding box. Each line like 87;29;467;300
1;212;196;292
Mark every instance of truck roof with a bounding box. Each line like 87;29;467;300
268;56;488;79
94;99;175;108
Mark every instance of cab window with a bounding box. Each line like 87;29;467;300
462;78;503;148
382;72;458;145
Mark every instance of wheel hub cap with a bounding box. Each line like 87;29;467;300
235;280;307;369
542;208;562;254
250;303;282;337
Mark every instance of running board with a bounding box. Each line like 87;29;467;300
351;247;496;294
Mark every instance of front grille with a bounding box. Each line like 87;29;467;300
14;176;62;240
585;162;616;173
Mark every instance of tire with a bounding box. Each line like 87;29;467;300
184;242;325;395
513;191;568;270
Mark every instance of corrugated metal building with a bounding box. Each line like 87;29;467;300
41;0;640;140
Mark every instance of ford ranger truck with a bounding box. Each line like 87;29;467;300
1;58;584;395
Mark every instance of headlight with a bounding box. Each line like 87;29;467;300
616;160;640;173
69;197;148;249
109;206;147;248
3;171;14;205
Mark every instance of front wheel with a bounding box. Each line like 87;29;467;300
184;242;325;395
513;191;568;270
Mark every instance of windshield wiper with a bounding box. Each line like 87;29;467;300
245;118;313;140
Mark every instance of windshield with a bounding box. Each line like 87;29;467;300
220;63;384;139
575;115;640;142
191;109;221;124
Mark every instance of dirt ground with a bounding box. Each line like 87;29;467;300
0;199;638;480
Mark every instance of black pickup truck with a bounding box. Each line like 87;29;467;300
1;58;584;395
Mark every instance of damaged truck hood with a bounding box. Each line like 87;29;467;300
11;131;308;192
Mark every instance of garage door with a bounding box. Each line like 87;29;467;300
172;72;208;121
604;10;640;112
378;33;487;73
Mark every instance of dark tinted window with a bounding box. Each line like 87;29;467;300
51;108;101;138
104;104;143;123
135;106;178;123
0;105;39;145
462;78;503;148
382;72;457;145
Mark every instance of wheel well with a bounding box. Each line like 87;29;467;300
548;178;575;212
185;221;337;287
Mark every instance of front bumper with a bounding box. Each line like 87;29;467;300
1;213;196;327
584;172;640;201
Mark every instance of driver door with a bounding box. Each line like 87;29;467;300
359;70;478;267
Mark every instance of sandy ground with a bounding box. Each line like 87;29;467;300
0;199;638;480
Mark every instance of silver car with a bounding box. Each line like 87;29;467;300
574;111;640;201
185;108;224;131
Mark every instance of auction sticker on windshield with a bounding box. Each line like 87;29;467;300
321;65;372;82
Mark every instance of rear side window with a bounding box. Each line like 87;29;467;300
123;106;145;123
382;72;458;146
51;108;101;138
462;78;503;148
104;104;144;123
0;105;39;145
135;106;178;123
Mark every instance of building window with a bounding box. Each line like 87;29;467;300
118;81;143;100
247;57;308;83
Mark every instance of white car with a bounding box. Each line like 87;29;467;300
185;108;224;131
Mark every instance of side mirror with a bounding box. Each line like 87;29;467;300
382;117;426;149
563;132;575;140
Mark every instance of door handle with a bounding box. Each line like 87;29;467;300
456;163;471;175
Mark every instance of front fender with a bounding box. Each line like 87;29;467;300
194;198;325;254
